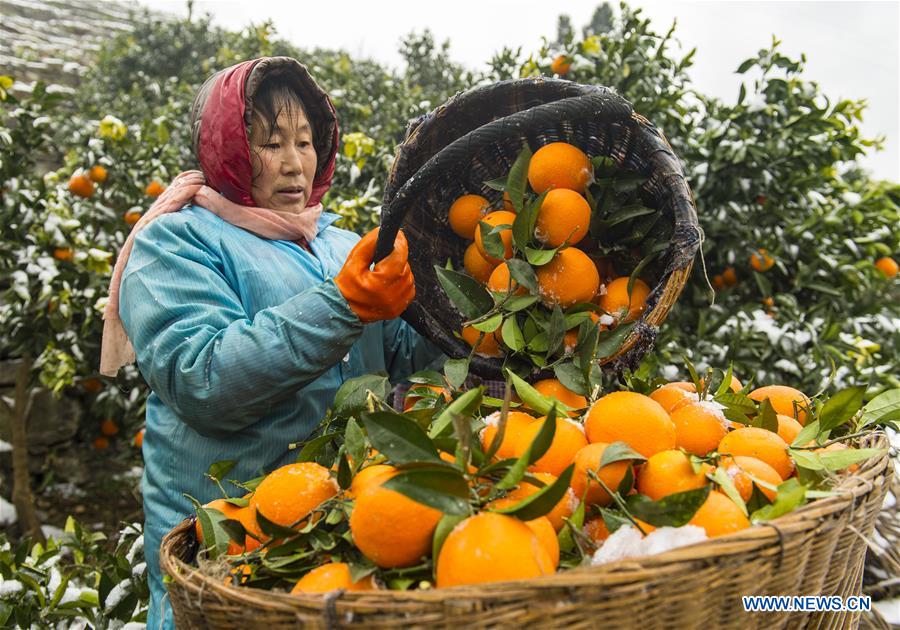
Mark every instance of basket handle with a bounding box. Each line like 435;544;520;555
373;87;633;264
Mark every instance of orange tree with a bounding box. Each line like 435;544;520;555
488;3;900;395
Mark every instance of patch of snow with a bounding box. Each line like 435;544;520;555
0;440;11;453
591;525;708;566
0;496;17;526
41;525;65;540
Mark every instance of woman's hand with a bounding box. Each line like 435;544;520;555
335;228;415;323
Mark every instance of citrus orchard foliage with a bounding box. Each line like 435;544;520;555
188;367;895;594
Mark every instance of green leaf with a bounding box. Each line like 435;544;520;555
337;452;352;489
503;295;540;312
506;258;539;293
479;220;508;260
789;448;826;471
860;389;900;428
791;419;820;447
383;467;469;515
195;507;230;558
546;305;566;358
818;447;885;472
579;324;600;386
501;316;526;351
490;464;575;521
713;467;747;516
524;246;557;266
553;361;589;397
434;265;493;320
508;370;574;416
432;513;467;561
333;373;391;417
254;507;301;538
484;176;507;192
429;387;482;438
443;358;470;390
595;322;636;359
361;411;441;464
745;483;772;513
558;497;587;554
345;418;366;468
505;144;532;213
751;478;807;522
754;398;779;433
625;485;711;527
736;58;756;73
473;313;503;333
295;433;337;463
819;386;866;431
207;460;237;482
599;441;646;467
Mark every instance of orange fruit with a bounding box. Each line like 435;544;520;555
463;242;497;284
585;392;676;458
649;383;698;414
448;194;490;239
775;414;802;445
583;517;610;544
480;410;536;460
81;378;103;393
719;455;781;502
124;210;142;226
235;506;263;552
100;418;120;437
571;442;633;505
68;173;94;198
712;274;727;291
435;512;554;587
145;181;165;197
534;188;591;247
133;428;144;449
722;267;738;287
53;247;74;262
536;247;600;308
550;54;571;76
506;472;576;531
717;427;794;480
461;325;503;358
687;491;750;537
403;384;450;411
290;562;377;594
348;464;395;498
88;165;107;183
474;210;516;263
748;385;811;425
530;378;588;417
875;257;898;278
92;436;109;450
670;402;730;456
487;498;559;568
636;450;711;500
502;191;514;211
349;467;443;568
750;248;775;272
249;462;338;529
515;417;588;477
527;142;592;194
598;277;651;322
487;262;527;296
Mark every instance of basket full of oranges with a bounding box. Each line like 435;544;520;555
374;78;700;381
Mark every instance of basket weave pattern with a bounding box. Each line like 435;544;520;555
161;433;891;629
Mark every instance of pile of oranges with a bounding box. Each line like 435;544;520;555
193;367;870;596
448;141;653;361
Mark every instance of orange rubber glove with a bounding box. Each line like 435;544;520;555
335;228;416;323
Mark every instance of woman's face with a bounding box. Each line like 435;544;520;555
249;103;318;213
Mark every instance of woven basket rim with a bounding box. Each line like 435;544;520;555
161;432;891;607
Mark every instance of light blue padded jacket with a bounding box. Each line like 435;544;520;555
119;204;442;629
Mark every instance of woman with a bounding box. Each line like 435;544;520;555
100;57;441;628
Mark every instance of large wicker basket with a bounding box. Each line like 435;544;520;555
373;78;701;379
161;432;891;629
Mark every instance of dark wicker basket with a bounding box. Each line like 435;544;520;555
161;432;892;629
374;78;700;379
